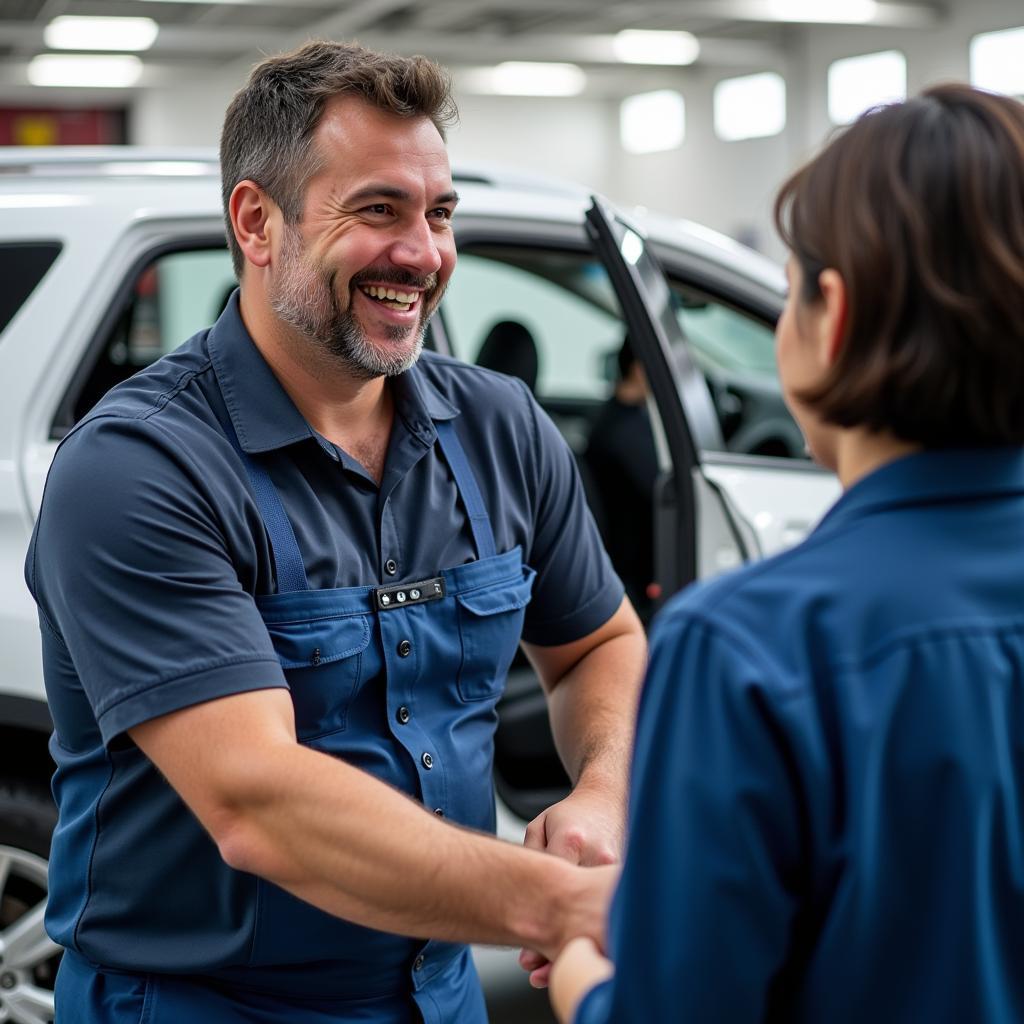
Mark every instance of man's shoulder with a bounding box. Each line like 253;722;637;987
62;330;220;450
416;349;534;418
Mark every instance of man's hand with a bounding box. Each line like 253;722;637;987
524;783;624;867
519;782;624;987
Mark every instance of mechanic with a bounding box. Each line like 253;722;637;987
550;83;1024;1023
26;41;644;1023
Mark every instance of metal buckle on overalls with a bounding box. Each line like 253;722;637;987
375;576;446;611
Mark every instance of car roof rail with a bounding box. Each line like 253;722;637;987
0;147;220;177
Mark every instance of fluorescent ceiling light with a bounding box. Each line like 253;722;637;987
463;62;586;97
970;26;1024;97
766;0;878;23
714;72;786;141
45;16;158;51
614;30;700;65
828;50;906;124
620;90;686;154
28;54;144;88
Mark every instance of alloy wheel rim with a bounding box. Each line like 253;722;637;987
0;846;58;1023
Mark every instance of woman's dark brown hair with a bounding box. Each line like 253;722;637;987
774;84;1024;446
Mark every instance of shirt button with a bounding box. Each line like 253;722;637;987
433;807;444;817
422;752;433;770
413;954;425;972
397;705;411;725
385;559;398;576
398;639;412;658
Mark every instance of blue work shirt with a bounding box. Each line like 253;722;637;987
26;294;622;995
578;447;1024;1024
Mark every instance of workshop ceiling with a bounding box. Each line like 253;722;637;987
0;0;946;90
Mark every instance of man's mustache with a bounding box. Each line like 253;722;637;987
350;267;438;292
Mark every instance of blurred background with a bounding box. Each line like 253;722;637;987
1;0;1022;262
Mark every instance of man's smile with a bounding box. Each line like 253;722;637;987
357;283;422;312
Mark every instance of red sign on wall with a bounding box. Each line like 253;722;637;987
0;108;126;146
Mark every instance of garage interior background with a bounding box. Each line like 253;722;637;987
0;0;1022;259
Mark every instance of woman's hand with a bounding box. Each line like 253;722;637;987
549;935;615;1024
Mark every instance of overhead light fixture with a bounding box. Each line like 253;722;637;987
970;26;1024;97
714;72;787;141
614;30;700;65
766;0;878;23
620;90;686;154
28;54;144;88
827;50;906;123
462;62;586;97
44;16;159;52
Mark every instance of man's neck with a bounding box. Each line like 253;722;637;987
238;290;395;479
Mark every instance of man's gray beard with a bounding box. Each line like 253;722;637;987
270;229;430;381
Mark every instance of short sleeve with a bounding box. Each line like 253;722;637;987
519;387;624;646
575;607;807;1022
27;415;285;746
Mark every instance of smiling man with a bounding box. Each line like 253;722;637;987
25;41;644;1024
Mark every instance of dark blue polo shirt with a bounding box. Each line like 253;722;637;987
578;447;1024;1024
28;293;622;751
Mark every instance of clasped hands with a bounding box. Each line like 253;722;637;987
518;785;620;1020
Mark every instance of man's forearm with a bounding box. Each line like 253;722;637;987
131;689;610;958
545;625;646;803
215;739;601;953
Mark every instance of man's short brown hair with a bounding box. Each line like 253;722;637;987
774;84;1024;446
220;40;458;276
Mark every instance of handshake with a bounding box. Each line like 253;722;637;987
511;786;623;1023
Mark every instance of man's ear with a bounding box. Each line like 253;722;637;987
229;180;276;271
816;268;848;368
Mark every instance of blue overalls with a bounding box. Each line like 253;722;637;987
54;414;535;1023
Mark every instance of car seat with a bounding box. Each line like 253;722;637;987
475;319;539;395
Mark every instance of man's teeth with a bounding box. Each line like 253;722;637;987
361;285;418;307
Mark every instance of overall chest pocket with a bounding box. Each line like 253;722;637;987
456;566;536;702
263;614;372;740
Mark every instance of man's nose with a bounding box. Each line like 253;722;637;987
388;218;443;277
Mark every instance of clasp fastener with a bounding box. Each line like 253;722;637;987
375;576;446;611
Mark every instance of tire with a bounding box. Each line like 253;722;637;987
0;782;56;859
0;782;60;1024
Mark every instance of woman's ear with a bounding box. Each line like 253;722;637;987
229;180;276;271
816;268;848;368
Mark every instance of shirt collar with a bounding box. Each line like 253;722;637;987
815;446;1024;537
207;289;458;455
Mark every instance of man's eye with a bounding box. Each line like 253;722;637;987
430;208;454;221
364;204;392;216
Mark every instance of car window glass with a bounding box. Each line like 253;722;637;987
441;245;664;622
443;247;624;405
0;241;62;338
64;246;235;428
669;281;807;459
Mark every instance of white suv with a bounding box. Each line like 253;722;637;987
0;149;839;1023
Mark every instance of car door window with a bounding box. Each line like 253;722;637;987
58;245;235;430
442;243;666;623
669;281;807;459
441;246;627;451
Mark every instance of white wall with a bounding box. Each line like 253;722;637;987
447;93;613;195
605;66;794;261
129;71;238;148
795;0;1024;151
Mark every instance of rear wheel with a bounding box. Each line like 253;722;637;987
0;784;60;1024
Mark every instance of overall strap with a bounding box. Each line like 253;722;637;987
434;420;497;561
220;414;310;593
